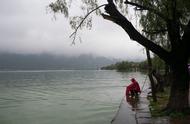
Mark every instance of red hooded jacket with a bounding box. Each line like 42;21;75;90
126;78;141;96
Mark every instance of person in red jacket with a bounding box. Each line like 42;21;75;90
126;78;141;97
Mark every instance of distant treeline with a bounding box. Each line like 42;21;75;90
101;56;165;72
0;53;118;70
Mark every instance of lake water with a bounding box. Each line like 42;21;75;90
0;70;147;124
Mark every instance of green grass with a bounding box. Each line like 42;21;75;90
148;88;170;117
148;88;190;118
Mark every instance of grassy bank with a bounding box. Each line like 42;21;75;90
148;87;190;118
148;88;170;117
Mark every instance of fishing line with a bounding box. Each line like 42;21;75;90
141;75;148;92
111;96;125;123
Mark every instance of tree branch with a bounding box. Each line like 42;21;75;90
101;14;117;22
124;0;168;21
103;1;171;63
69;4;106;44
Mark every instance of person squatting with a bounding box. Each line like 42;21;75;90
126;78;141;98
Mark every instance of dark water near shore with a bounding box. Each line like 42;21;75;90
0;70;146;124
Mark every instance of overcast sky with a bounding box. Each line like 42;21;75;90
0;0;146;61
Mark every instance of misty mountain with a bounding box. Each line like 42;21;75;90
0;53;119;70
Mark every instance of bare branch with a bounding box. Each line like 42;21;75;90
70;4;106;44
102;14;117;22
125;0;147;10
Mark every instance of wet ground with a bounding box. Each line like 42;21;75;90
111;91;190;124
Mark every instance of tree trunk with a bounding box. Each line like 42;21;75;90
166;61;190;112
146;48;157;102
164;64;171;86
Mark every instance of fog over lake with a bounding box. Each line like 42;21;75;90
0;0;146;61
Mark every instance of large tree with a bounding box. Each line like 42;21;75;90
49;0;190;113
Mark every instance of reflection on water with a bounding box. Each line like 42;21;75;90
0;70;146;124
126;96;139;111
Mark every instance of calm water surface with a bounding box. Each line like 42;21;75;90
0;70;146;124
